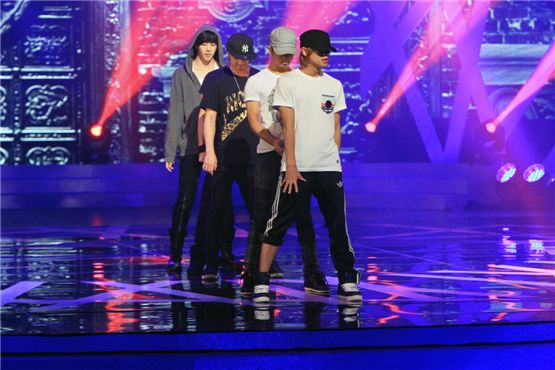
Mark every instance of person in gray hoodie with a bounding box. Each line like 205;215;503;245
164;25;234;274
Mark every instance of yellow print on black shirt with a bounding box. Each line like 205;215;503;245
222;91;246;141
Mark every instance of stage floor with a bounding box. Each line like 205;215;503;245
1;208;554;353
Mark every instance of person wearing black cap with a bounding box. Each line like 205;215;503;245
199;33;260;282
242;27;329;298
253;29;362;304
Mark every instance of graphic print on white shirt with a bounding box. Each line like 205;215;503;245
272;69;347;172
321;94;336;114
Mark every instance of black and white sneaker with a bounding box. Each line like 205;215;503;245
304;271;330;295
253;284;270;304
338;283;362;302
253;272;270;304
337;270;362;302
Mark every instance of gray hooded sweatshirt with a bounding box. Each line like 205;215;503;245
164;25;224;162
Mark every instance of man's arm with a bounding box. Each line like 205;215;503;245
198;107;206;162
280;106;305;193
246;101;283;155
203;108;218;174
334;112;341;149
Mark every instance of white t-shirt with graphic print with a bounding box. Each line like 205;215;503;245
272;68;347;172
244;68;285;154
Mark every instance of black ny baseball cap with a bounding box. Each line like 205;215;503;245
226;33;257;61
300;29;337;54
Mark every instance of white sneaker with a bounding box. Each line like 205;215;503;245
338;283;362;302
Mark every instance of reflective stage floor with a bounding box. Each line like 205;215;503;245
1;208;555;356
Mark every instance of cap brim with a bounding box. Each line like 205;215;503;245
305;45;337;54
272;45;297;55
229;51;257;61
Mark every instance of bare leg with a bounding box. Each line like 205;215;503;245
259;242;279;273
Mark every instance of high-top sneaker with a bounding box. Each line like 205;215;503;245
253;272;270;304
304;271;330;295
338;270;362;302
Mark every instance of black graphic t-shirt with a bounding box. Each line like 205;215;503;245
200;66;259;166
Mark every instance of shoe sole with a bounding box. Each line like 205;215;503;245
304;287;330;295
338;294;363;302
202;276;218;283
270;273;284;278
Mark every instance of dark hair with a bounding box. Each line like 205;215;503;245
192;30;220;65
194;30;219;47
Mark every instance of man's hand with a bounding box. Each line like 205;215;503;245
198;152;206;163
165;162;174;172
203;151;217;175
282;164;306;194
273;138;284;156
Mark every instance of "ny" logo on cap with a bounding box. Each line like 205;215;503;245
242;44;249;53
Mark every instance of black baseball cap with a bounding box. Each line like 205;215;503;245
226;33;257;61
300;29;337;53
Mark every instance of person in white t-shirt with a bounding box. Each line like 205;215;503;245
242;27;329;299
253;30;362;304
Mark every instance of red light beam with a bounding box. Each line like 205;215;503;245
365;0;490;133
97;2;216;127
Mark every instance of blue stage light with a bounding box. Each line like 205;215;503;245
522;164;545;183
496;163;517;183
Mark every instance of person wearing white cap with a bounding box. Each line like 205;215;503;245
253;29;362;305
241;27;329;298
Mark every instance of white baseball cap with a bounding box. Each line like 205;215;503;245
270;27;297;55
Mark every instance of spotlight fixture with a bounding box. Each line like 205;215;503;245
496;163;517;183
522;164;545;183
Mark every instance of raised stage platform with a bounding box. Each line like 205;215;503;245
2;206;554;361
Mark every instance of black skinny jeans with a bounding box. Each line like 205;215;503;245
171;154;234;262
204;163;256;270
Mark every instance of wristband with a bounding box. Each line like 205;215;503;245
198;144;206;153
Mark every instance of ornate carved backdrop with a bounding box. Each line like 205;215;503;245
1;1;553;165
0;0;130;165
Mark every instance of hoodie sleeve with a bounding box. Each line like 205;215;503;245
165;68;185;162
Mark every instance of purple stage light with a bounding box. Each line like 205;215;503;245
523;164;545;183
496;163;517;183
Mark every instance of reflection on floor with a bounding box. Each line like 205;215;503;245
2;208;554;338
